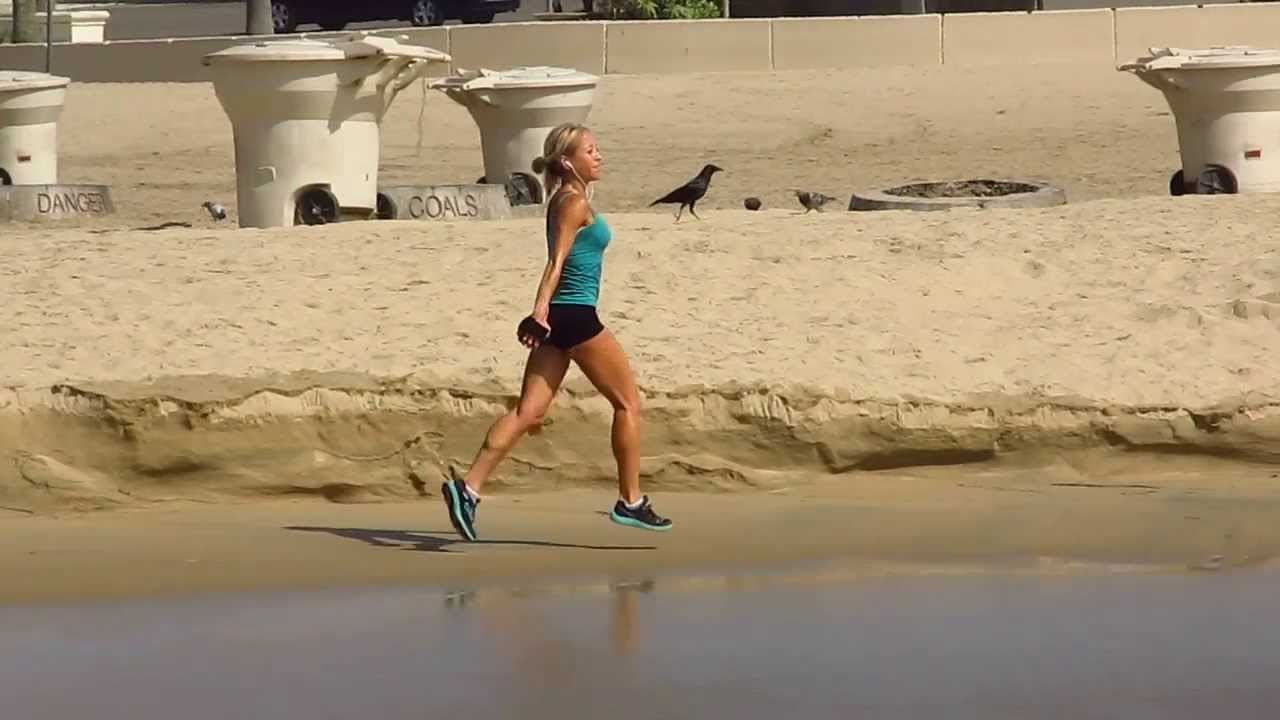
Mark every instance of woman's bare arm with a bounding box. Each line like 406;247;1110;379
530;193;590;325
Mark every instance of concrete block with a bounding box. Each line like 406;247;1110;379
0;43;45;72
0;29;449;83
0;184;114;222
943;9;1115;66
733;0;926;16
606;19;771;74
376;184;512;222
771;15;942;70
0;9;108;44
1044;0;1232;8
0;37;244;82
1115;5;1280;64
448;21;605;74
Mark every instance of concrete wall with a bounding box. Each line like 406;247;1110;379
4;5;1280;82
731;0;928;17
771;15;942;70
449;21;603;74
1043;0;1235;9
0;37;242;81
1114;5;1280;62
605;19;771;74
0;26;451;81
943;9;1115;66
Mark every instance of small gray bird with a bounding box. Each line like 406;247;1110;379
793;189;836;213
202;201;227;221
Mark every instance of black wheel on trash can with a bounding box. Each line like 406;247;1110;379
295;187;340;226
317;17;348;31
270;0;298;33
1169;169;1185;197
1196;164;1238;195
410;0;445;26
375;192;398;220
505;172;542;207
0;169;11;186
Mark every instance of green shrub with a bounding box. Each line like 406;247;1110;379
611;0;722;19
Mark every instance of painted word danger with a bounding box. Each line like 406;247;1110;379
37;190;109;215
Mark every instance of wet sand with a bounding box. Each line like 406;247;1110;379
4;564;1280;719
3;454;1280;604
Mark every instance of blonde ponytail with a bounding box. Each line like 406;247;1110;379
532;122;590;199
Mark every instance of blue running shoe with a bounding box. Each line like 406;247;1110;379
609;495;672;531
441;474;479;542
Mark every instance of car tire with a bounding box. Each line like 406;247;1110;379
271;0;298;34
410;0;445;26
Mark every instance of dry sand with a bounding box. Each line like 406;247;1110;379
3;63;1280;598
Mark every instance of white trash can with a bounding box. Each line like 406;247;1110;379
430;66;598;205
203;34;451;228
0;71;70;187
1120;46;1280;195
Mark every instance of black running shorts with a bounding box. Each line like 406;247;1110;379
547;303;604;350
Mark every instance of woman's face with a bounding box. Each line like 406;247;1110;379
565;130;603;183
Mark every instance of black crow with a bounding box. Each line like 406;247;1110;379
650;163;723;222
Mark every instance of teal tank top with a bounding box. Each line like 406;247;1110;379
549;212;611;306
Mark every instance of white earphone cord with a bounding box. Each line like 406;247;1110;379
564;160;594;201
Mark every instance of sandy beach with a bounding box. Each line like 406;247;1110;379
2;62;1280;600
47;63;1182;226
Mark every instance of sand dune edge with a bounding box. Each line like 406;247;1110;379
2;371;1277;514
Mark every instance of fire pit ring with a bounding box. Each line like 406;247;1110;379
849;179;1066;211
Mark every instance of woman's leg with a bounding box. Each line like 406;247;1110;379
462;342;570;494
569;329;644;504
571;330;671;530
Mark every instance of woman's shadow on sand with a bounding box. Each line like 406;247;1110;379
284;526;656;553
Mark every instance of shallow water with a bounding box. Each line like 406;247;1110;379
2;565;1279;719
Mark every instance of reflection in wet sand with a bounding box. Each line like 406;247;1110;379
5;564;1280;718
609;580;653;657
443;577;654;662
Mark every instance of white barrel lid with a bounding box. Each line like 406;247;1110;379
431;65;599;91
0;70;71;91
203;34;450;64
205;39;350;62
1121;46;1280;71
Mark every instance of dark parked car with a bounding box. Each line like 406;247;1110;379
270;0;521;33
